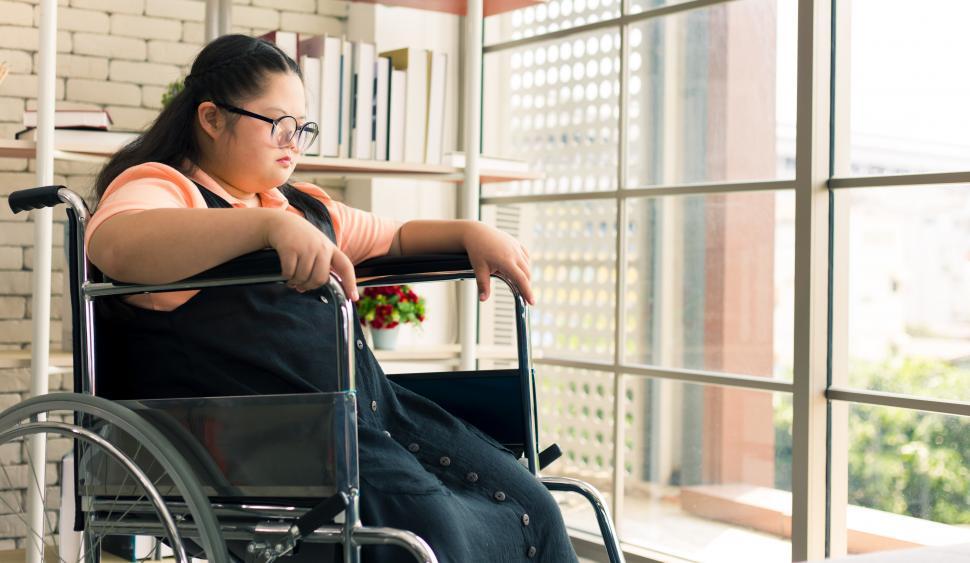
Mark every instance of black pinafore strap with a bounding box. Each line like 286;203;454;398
96;182;345;400
191;181;337;244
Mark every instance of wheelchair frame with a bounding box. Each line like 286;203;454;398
5;185;624;563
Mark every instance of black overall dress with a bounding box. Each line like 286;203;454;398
96;182;579;563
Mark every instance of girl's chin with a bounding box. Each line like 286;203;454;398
270;168;293;182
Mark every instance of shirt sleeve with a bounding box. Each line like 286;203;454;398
290;182;402;264
83;162;205;312
84;162;203;254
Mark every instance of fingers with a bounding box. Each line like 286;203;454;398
330;249;359;301
278;251;298;282
509;264;536;306
516;256;531;282
305;246;332;291
472;258;492;302
290;249;317;292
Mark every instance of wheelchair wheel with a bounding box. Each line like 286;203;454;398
0;393;229;563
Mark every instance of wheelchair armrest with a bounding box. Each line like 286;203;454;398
355;253;472;279
171;248;284;282
103;250;473;286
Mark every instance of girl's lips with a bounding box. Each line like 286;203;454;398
277;157;291;166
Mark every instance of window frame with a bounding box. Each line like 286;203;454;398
482;0;970;560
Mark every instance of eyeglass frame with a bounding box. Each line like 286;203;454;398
212;101;319;151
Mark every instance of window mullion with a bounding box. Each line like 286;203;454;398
611;15;632;535
791;0;834;560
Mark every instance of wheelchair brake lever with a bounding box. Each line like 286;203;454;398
246;493;350;563
538;443;563;471
293;492;350;537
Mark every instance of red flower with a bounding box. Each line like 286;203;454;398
357;283;425;330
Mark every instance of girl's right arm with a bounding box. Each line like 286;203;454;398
87;208;359;299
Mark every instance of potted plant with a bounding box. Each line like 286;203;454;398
356;284;426;350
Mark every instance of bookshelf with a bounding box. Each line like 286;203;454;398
354;0;544;17
0;140;539;184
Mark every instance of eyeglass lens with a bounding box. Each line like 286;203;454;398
273;116;319;152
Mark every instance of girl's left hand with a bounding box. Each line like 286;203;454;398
463;223;535;305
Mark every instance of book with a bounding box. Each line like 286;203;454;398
14;127;138;152
375;57;390;162
388;69;406;163
382;47;429;164
424;51;447;165
338;37;352;159
258;31;298;61
350;41;375;160
298;34;341;157
299;55;322;156
23;109;113;129
442;152;529;173
319;35;342;157
297;34;325;58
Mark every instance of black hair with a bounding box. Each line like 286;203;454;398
93;33;302;200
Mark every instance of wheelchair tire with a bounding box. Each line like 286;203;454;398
0;393;229;563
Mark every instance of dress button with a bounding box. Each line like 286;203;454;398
465;472;479;483
382;430;391;438
521;513;530;526
407;443;420;453
526;546;537;558
318;295;329;304
356;339;364;350
493;491;506;502
370;400;378;412
439;456;451;467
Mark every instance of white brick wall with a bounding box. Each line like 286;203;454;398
0;0;348;351
109;14;183;41
38;7;111;34
73;32;147;60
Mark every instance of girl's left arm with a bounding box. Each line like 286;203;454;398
387;219;534;305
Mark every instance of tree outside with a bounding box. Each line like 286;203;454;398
774;357;970;524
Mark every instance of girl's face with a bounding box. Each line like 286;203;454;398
197;71;307;197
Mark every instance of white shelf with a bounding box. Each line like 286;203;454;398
0;140;542;185
355;0;546;17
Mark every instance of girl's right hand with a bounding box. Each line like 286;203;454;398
262;211;359;300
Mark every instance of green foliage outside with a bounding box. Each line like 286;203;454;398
774;357;970;524
161;79;184;108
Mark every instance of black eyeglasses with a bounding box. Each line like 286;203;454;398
214;102;319;153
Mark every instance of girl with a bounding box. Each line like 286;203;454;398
86;34;578;563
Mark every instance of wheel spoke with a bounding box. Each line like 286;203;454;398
0;405;224;563
23;432;60;549
101;442;141;526
0;441;68;563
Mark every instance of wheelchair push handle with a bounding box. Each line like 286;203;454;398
8;185;69;213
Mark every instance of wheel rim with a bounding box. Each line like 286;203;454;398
0;395;228;563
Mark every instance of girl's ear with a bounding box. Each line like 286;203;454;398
196;101;223;140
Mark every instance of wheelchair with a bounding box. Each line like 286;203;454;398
2;185;624;563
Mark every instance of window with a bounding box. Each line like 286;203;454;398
482;0;970;560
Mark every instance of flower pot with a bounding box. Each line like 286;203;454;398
370;326;401;350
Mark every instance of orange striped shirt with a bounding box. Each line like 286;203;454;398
85;161;401;311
